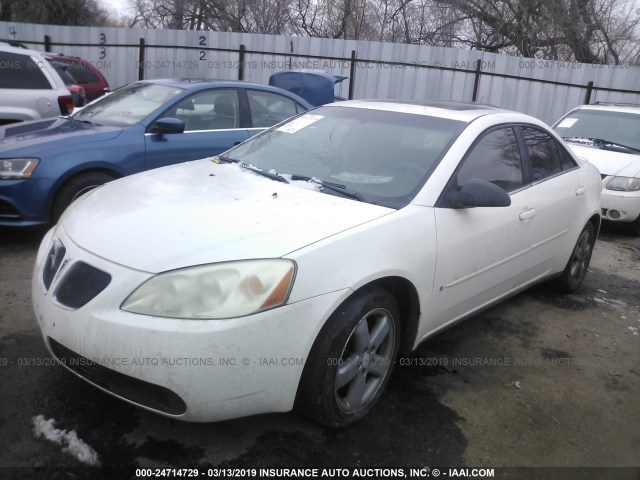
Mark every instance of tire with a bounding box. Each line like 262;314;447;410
51;172;115;224
553;222;596;293
295;287;401;428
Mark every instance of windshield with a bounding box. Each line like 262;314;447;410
72;83;184;127
554;109;640;153
225;105;466;209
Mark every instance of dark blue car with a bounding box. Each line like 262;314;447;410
0;78;312;228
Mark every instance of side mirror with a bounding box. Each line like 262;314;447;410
150;118;185;135
447;178;511;208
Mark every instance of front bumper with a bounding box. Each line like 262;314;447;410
32;227;347;422
601;187;640;223
0;177;51;227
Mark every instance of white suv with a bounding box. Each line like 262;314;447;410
0;43;74;125
554;103;640;236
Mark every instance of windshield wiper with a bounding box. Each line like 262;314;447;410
563;137;640;154
216;155;237;163
66;116;101;126
291;175;364;201
240;163;289;183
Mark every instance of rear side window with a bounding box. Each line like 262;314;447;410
0;51;52;89
247;90;304;128
522;127;563;181
457;127;524;193
65;62;99;84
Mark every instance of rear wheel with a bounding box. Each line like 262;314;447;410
52;172;115;224
295;287;400;428
553;222;596;293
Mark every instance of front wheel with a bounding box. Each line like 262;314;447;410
295;287;400;428
51;172;115;224
553;222;596;293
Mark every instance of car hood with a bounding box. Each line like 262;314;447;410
567;144;640;177
63;159;394;273
0;117;123;154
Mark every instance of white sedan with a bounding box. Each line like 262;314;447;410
32;101;601;428
554;103;640;236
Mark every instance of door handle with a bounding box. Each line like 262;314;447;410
575;186;586;195
519;208;536;221
233;141;241;146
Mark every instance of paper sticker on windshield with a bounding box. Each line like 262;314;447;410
557;117;578;128
277;114;323;133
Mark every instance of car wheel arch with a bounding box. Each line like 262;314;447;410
588;213;601;238
49;168;122;222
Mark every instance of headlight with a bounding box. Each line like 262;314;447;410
606;176;640;192
121;259;296;319
0;158;40;179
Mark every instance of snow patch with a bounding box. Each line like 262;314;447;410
32;415;100;466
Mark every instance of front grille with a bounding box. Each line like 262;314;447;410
0;200;20;218
42;241;66;290
55;261;111;309
48;338;187;415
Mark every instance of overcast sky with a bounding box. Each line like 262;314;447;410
99;0;130;18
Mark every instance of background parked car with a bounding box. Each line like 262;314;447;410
269;69;347;106
47;60;86;108
46;54;110;102
0;78;312;228
0;43;74;125
554;103;640;236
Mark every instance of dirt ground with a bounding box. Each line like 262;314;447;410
0;224;638;479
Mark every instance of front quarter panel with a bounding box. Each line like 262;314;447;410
286;204;437;352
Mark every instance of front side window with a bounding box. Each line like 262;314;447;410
457;127;524;193
225;106;466;209
247;90;305;128
522;127;563;181
161;89;240;131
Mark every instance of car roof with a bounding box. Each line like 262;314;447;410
139;78;314;107
0;42;47;58
576;103;640;115
328;99;510;122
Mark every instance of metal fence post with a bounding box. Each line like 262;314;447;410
584;81;594;104
238;44;246;81
44;35;51;52
348;50;356;100
138;38;145;81
472;59;482;102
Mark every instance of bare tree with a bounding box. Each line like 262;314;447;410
123;0;640;65
1;0;111;26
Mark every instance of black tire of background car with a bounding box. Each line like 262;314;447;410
552;222;596;293
295;286;401;428
51;172;115;224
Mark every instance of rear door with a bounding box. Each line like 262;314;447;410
144;88;250;170
518;125;587;269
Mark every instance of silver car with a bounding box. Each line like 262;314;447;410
0;43;73;125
